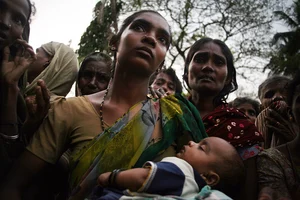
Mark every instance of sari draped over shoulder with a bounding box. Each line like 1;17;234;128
68;94;207;199
202;103;264;160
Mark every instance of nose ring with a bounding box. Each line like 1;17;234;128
0;20;11;28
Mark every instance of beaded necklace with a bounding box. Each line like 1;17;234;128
99;86;110;131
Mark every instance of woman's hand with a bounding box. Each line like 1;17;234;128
22;80;50;143
1;40;36;87
149;87;169;99
25;79;50;123
265;108;298;142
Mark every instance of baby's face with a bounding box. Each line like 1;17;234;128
177;137;232;174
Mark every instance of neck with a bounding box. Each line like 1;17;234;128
190;90;215;117
107;69;150;106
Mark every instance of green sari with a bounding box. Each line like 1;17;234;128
68;94;207;199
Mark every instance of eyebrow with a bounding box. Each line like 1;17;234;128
194;52;226;62
132;18;170;40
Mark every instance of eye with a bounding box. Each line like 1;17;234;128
82;71;94;79
158;37;168;46
168;84;175;91
132;24;145;32
193;54;206;64
264;90;275;99
248;110;256;117
215;58;225;66
13;15;26;27
198;144;205;151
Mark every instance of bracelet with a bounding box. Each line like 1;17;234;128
108;169;123;186
0;132;19;140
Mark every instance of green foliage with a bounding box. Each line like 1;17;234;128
265;0;300;76
76;1;122;61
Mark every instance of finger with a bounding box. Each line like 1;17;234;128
37;80;50;107
150;87;158;99
35;86;45;110
25;96;36;116
2;46;10;63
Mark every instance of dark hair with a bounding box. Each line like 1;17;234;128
229;97;261;116
183;37;237;106
77;52;112;81
109;10;172;49
212;147;245;199
258;75;291;101
23;0;36;41
149;67;183;94
109;10;172;74
287;70;300;107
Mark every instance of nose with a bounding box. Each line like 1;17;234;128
272;92;284;101
89;76;97;85
188;141;196;147
142;34;157;48
201;60;214;73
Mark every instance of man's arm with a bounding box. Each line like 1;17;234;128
0;150;49;200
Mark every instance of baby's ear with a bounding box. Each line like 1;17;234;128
201;171;220;186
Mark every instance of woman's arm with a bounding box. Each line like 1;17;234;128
0;150;49;200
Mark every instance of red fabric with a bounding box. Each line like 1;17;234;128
202;103;264;148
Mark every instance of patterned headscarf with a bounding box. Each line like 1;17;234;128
202;103;264;150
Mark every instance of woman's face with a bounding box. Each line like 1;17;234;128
151;72;176;95
259;81;289;109
27;47;51;83
0;0;29;49
292;85;300;124
115;12;170;76
236;103;257;123
78;61;111;95
187;42;228;96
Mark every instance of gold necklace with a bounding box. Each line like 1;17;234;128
99;87;110;131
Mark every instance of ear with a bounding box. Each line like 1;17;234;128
109;35;119;51
201;171;220;186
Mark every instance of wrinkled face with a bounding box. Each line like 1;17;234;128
177;137;231;175
115;12;170;76
78;61;111;95
27;47;51;83
187;42;228;96
0;0;29;49
259;81;289;109
292;85;300;124
151;72;175;95
237;103;257;123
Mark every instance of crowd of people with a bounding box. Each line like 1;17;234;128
0;0;299;199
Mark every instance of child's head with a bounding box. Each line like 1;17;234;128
177;137;245;197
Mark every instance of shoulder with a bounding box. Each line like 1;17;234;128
258;148;289;165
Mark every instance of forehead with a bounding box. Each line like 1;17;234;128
262;81;288;92
132;12;170;34
156;72;173;82
2;0;30;19
203;137;231;151
83;61;110;73
193;42;225;57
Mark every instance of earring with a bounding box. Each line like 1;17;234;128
110;46;116;51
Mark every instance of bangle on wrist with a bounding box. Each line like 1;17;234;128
108;169;124;187
0;132;19;140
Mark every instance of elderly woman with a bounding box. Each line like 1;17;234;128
257;70;300;200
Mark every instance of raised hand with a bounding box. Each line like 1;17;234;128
1;40;36;87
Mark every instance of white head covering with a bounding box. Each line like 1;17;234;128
24;41;79;98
